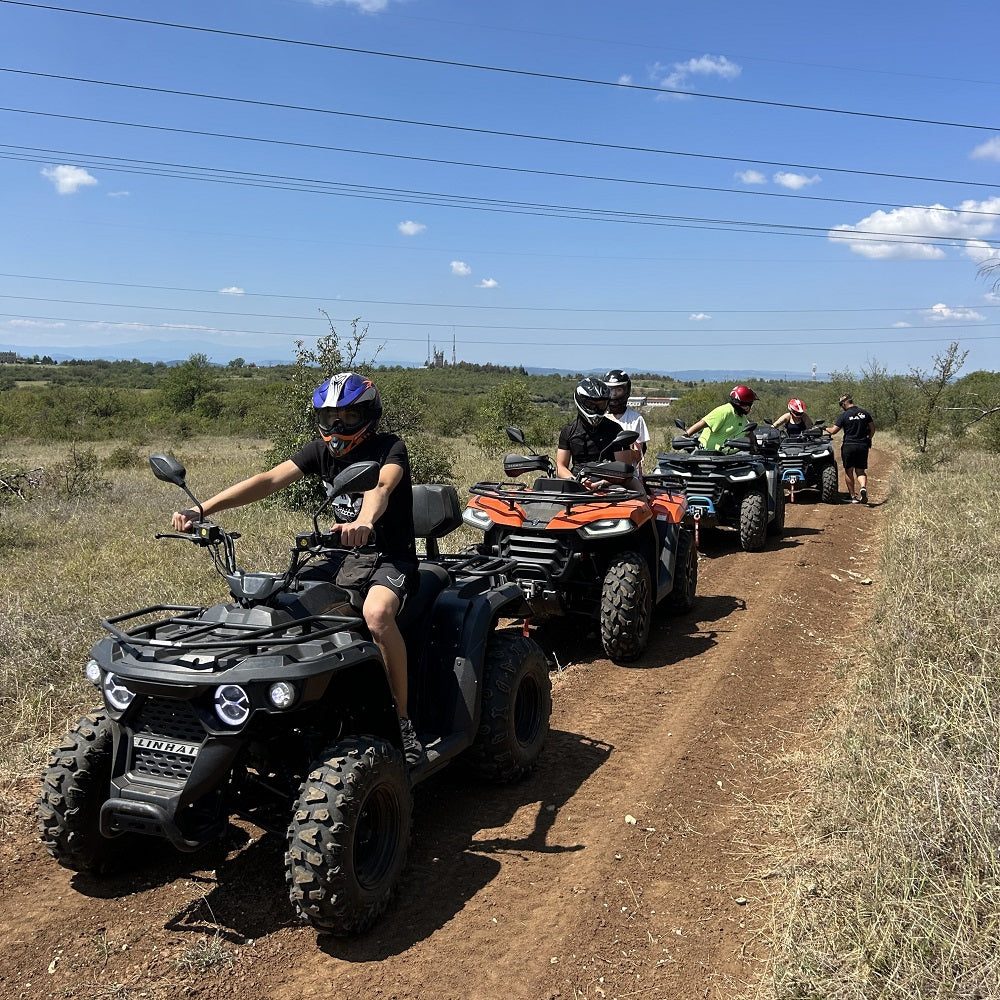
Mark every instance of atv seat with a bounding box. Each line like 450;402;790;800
397;562;452;634
412;483;463;558
533;476;588;494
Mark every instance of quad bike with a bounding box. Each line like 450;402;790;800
37;455;550;937
649;419;784;552
463;427;697;665
777;423;839;504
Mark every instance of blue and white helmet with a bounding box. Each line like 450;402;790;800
313;372;382;457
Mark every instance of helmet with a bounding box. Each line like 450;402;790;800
313;372;382;457
788;398;806;416
604;369;631;415
729;384;758;413
575;377;611;426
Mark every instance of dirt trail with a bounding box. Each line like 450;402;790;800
0;450;890;1000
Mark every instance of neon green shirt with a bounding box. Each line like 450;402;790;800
698;403;748;451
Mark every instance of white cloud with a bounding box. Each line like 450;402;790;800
735;169;766;185
5;318;65;328
964;239;1000;264
925;303;985;322
42;165;97;195
219;286;245;296
310;0;391;11
773;172;821;190
892;321;912;328
656;54;741;97
107;190;130;198
478;278;499;289
450;260;472;276
618;74;633;86
829;198;1000;260
397;220;426;236
689;312;711;321
971;136;1000;161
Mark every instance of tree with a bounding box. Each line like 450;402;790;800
161;353;219;411
910;341;968;452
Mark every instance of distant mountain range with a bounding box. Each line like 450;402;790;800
2;338;825;382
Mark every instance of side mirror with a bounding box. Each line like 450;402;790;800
506;426;526;445
674;417;686;429
744;422;759;434
329;460;380;497
763;417;773;425
149;453;187;487
612;429;639;449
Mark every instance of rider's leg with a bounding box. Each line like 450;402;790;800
363;585;408;715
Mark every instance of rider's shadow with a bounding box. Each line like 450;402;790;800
320;728;613;959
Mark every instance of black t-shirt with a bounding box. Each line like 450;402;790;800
557;417;622;472
291;433;416;561
835;405;873;444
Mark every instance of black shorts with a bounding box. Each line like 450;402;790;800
841;442;870;471
368;558;419;608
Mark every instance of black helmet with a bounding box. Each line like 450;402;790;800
604;369;631;415
575;377;611;426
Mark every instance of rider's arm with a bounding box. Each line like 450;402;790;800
171;460;303;531
685;417;708;437
772;413;789;428
337;461;404;547
555;447;574;480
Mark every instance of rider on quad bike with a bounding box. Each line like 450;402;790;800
171;372;425;764
684;384;758;450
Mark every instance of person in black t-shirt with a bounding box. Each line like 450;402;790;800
825;393;875;504
170;372;424;765
556;377;642;492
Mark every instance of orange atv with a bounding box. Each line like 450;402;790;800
463;428;697;663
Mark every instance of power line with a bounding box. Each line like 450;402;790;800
5;105;1000;217
4;1;1000;132
0;280;997;317
5;144;999;247
4;68;1000;196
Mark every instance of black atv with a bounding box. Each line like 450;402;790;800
649;419;784;552
777;424;839;504
37;455;550;937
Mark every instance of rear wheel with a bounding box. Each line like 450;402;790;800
286;737;411;936
668;528;698;613
767;483;785;537
601;551;652;663
820;463;839;504
739;491;767;552
466;632;551;782
37;711;137;874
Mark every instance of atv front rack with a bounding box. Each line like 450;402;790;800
469;481;646;510
101;605;365;662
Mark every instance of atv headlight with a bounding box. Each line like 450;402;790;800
580;518;634;538
268;682;297;710
462;507;494;530
727;468;759;482
813;448;831;459
103;672;135;711
214;684;250;726
85;658;102;686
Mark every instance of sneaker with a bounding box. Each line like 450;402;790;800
399;717;425;767
851;496;860;503
859;487;868;504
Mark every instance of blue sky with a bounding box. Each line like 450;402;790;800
1;0;999;376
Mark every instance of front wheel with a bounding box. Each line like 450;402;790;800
37;711;137;874
286;737;412;936
466;632;552;782
601;551;652;663
739;491;767;552
820;463;839;504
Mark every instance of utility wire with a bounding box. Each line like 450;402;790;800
2;272;994;315
4;68;1000;196
3;1;1000;132
5;144;999;247
4;105;1000;216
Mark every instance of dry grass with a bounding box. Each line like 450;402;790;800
763;444;1000;998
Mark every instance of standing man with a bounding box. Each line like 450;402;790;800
171;371;425;765
826;393;875;504
604;370;650;476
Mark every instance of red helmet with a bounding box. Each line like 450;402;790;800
788;398;806;416
729;385;757;411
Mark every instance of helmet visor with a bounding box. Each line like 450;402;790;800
316;406;366;437
578;397;610;417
